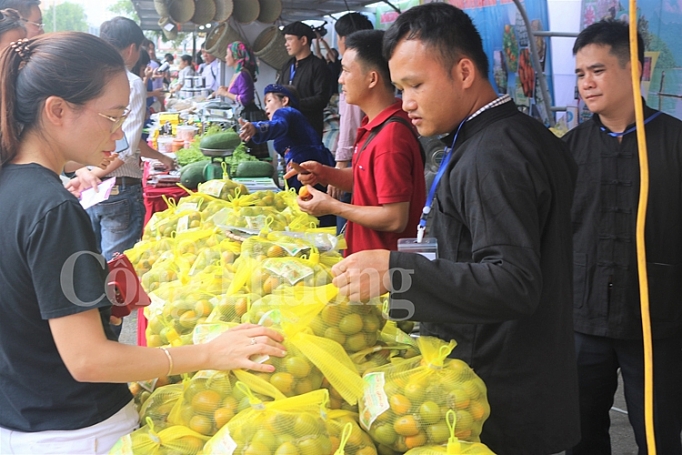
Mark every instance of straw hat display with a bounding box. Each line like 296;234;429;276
232;0;260;24
257;0;282;24
253;25;289;70
167;0;195;24
204;21;243;59
213;0;234;22
158;16;178;40
154;0;169;17
191;0;216;25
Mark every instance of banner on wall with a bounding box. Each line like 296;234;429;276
447;0;554;123
580;0;682;120
374;0;421;29
375;0;553;123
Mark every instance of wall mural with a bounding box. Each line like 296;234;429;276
580;0;682;120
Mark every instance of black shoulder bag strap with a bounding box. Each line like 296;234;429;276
357;115;426;165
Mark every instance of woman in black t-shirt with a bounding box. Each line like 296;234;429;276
0;31;285;454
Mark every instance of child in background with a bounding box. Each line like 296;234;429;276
238;84;336;226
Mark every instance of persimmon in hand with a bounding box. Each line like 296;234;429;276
299;186;313;201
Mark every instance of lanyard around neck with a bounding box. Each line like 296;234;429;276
416;120;466;242
415;96;512;242
600;111;662;137
289;63;296;85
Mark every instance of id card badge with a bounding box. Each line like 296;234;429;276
398;237;438;260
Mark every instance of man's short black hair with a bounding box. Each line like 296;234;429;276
282;21;316;44
163;53;174;62
345;30;392;90
100;16;145;51
573;19;644;68
383;3;489;79
334;12;373;38
132;48;150;76
0;0;40;19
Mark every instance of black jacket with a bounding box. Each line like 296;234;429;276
277;53;332;138
564;103;682;339
389;101;580;454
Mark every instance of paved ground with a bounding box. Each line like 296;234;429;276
120;314;646;454
606;376;639;455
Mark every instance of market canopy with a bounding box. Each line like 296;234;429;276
131;0;385;32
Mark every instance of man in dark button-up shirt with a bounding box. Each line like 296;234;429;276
277;21;331;138
563;19;682;455
329;4;581;454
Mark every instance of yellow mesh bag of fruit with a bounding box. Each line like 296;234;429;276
172;228;225;277
402;410;496;455
194;194;232;218
142;196;179;240
141;257;181;294
224;189;278;209
324;322;418;412
253;298;365;405
166;367;285;437
240;234;316;260
108;418;209;455
218;238;241;268
139;381;185;428
245;287;329;324
153;285;219;347
187;248;221;277
174;190;212;212
145;207;205;240
322;322;417;412
248;256;334;298
205;293;258;324
125;237;176;276
185;265;233;297
197;175;249;202
274;187;298;207
287;211;320;231
199;292;366;406
202;386;332;455
309;295;386;354
359;337;491;452
140;228;221;293
328;410;378;455
245;190;280;208
269;229;344;254
226;206;289;232
227;255;320;298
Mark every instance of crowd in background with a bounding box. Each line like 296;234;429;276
0;1;681;454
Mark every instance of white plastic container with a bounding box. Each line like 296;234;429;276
176;125;199;141
157;135;174;153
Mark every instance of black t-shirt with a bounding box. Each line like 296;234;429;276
0;164;131;432
327;58;341;96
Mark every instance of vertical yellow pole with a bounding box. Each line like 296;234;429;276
628;4;656;454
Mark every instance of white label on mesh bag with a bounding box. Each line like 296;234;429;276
359;372;390;431
207;427;238;454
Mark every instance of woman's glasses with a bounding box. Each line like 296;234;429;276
21;19;43;30
98;109;130;133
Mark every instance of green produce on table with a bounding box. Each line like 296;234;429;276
225;142;258;169
175;146;206;166
200;130;241;150
180;160;210;189
233;160;274;178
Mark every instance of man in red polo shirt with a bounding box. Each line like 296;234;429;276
291;30;425;254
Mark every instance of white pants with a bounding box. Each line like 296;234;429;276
0;400;138;455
